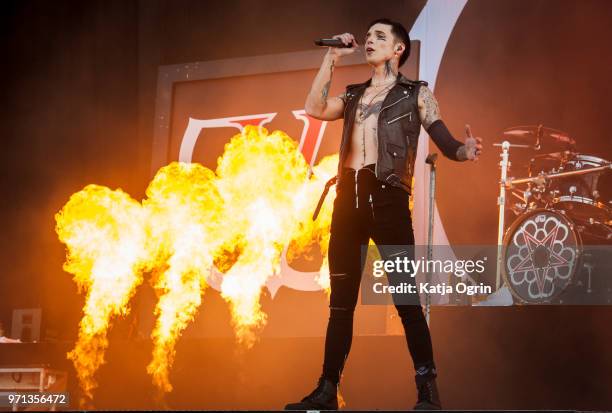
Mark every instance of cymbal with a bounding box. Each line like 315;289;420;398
503;125;576;148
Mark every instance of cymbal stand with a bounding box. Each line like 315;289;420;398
492;141;530;290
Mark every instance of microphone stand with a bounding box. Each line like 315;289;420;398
425;153;438;325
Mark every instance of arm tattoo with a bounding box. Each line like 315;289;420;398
321;80;330;103
418;86;441;129
321;60;335;103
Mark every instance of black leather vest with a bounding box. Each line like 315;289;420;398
338;73;427;194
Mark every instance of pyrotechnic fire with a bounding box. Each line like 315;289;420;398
215;126;336;345
55;185;149;401
56;125;339;398
143;162;224;393
285;155;338;293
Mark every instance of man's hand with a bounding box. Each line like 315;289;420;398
462;135;483;161
328;33;359;58
455;125;482;161
305;33;357;121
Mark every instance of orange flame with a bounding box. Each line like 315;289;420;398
143;162;224;393
285;155;338;294
216;126;313;346
55;185;149;402
56;125;339;398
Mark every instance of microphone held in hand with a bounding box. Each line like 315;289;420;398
314;38;354;48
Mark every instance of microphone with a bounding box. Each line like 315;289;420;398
314;38;354;48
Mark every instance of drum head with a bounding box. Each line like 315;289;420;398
503;209;581;304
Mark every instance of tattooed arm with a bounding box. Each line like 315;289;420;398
417;85;442;130
418;86;482;161
305;33;357;121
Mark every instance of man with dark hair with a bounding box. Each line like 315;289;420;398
285;18;482;411
369;18;412;66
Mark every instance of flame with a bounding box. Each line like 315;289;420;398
284;155;338;294
216;126;317;346
56;125;340;398
143;162;224;393
55;185;149;401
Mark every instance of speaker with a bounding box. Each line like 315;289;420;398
11;308;41;342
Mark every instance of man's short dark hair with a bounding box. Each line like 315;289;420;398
367;18;411;67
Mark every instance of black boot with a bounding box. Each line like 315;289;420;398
414;378;442;410
284;377;338;410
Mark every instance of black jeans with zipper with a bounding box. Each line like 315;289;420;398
322;163;436;385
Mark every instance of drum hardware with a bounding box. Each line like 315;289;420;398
492;125;610;305
510;191;527;213
509;190;544;216
526;178;548;206
508;164;612;223
511;191;526;203
510;203;527;215
549;155;612;221
589;218;612;226
506;163;611;187
583;261;594;293
523;189;531;199
528;151;573;177
492;140;534;290
586;218;612;240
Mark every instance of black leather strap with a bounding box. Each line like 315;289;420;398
312;176;338;221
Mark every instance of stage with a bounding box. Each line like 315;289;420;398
2;0;612;411
2;307;612;410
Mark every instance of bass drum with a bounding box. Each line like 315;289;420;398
502;209;581;304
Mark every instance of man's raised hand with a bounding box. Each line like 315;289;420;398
328;33;359;57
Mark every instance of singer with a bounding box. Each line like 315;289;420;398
285;18;482;411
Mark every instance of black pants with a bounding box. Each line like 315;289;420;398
322;164;436;385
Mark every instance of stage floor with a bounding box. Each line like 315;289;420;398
1;307;612;410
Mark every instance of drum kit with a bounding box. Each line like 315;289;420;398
496;125;612;304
